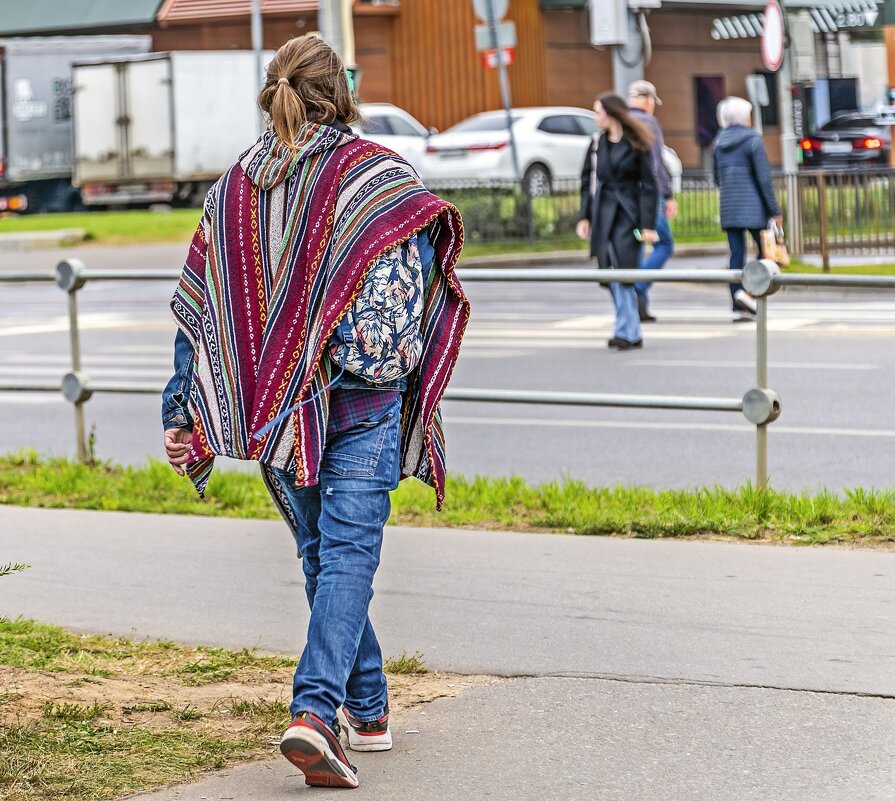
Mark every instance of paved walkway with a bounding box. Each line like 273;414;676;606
2;506;893;799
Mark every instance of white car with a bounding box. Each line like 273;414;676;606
354;103;434;178
420;107;597;194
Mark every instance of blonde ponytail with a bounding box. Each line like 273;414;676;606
258;36;360;151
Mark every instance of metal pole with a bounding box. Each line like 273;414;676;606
755;295;769;488
817;171;830;272
251;0;264;136
340;0;355;64
486;0;522;184
320;0;344;59
67;290;88;462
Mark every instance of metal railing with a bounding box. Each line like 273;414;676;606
5;258;895;487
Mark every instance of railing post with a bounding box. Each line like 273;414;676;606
55;259;89;462
755;294;769;488
817;171;830;272
742;259;783;490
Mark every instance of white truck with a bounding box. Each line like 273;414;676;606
0;36;150;213
72;51;269;208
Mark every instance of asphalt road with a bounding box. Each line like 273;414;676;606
2;243;894;491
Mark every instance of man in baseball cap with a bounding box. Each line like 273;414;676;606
629;79;662;105
628;79;676;322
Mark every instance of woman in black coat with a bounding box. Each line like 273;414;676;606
578;93;658;350
713;96;783;318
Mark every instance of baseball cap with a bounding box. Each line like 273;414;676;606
628;80;662;105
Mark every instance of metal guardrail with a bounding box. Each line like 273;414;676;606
4;258;895;487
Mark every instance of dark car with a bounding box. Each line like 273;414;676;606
800;113;891;168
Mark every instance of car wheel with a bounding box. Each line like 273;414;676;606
523;164;552;197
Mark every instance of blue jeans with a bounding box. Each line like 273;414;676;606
634;208;674;301
265;395;402;725
609;282;641;341
726;228;762;308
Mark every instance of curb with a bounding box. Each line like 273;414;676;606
0;229;88;252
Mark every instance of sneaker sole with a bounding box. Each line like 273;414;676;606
280;727;359;788
338;711;393;752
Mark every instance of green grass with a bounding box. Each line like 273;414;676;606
383;651;428;675
0;618;444;801
0;619;294;801
787;258;895;275
1;452;892;546
0;210;199;245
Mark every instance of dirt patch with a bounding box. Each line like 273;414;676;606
0;663;497;736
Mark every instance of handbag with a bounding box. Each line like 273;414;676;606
760;221;789;268
328;238;425;384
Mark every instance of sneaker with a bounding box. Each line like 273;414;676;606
609;338;643;350
339;705;393;752
733;289;757;315
280;711;359;788
637;294;657;323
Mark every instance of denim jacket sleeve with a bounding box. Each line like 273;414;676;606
162;210;209;430
161;328;195;430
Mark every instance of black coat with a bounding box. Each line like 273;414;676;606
713;125;781;230
579;133;658;264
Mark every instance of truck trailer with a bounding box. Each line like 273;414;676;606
72;51;270;208
0;36;151;213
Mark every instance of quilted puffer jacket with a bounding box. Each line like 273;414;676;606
713;125;781;230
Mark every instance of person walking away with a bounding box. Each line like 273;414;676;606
577;93;658;350
161;35;469;790
713;95;783;321
627;80;676;323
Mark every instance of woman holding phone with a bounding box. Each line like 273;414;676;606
577;92;658;350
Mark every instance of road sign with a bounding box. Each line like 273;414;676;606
761;0;785;72
482;47;515;69
475;21;516;52
472;0;509;22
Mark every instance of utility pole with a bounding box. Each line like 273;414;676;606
485;0;522;183
251;0;264;135
611;10;645;96
319;0;354;63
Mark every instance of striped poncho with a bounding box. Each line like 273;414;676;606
171;123;468;508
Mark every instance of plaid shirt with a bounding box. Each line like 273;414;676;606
328;387;401;436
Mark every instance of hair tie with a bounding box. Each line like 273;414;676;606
277;77;290;86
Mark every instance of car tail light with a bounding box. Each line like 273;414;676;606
857;137;883;150
466;142;508;151
800;138;819;152
426;142;508;154
0;158;5;178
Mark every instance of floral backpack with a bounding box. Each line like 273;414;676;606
328;232;429;384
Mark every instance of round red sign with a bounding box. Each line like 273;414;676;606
761;0;785;72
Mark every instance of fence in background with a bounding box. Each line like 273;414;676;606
4;259;895;488
433;169;895;266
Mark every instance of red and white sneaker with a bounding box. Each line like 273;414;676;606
339;705;392;752
280;711;359;788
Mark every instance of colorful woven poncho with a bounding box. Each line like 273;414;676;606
171;123;468;508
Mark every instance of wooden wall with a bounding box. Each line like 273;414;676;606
153;14;315;50
379;0;548;132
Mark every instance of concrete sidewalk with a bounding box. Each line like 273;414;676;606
2;505;893;799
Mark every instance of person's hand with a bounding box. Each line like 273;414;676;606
773;215;784;228
641;229;659;245
575;218;590;241
164;428;193;476
665;199;678;220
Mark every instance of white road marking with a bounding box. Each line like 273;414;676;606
443;415;895;438
624;360;879;371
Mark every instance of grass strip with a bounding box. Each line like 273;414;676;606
1;453;892;546
0;210;199;245
0;619;486;801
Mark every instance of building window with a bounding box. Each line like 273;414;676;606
694;75;725;146
755;72;779;127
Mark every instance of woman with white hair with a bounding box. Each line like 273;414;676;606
713;96;782;319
